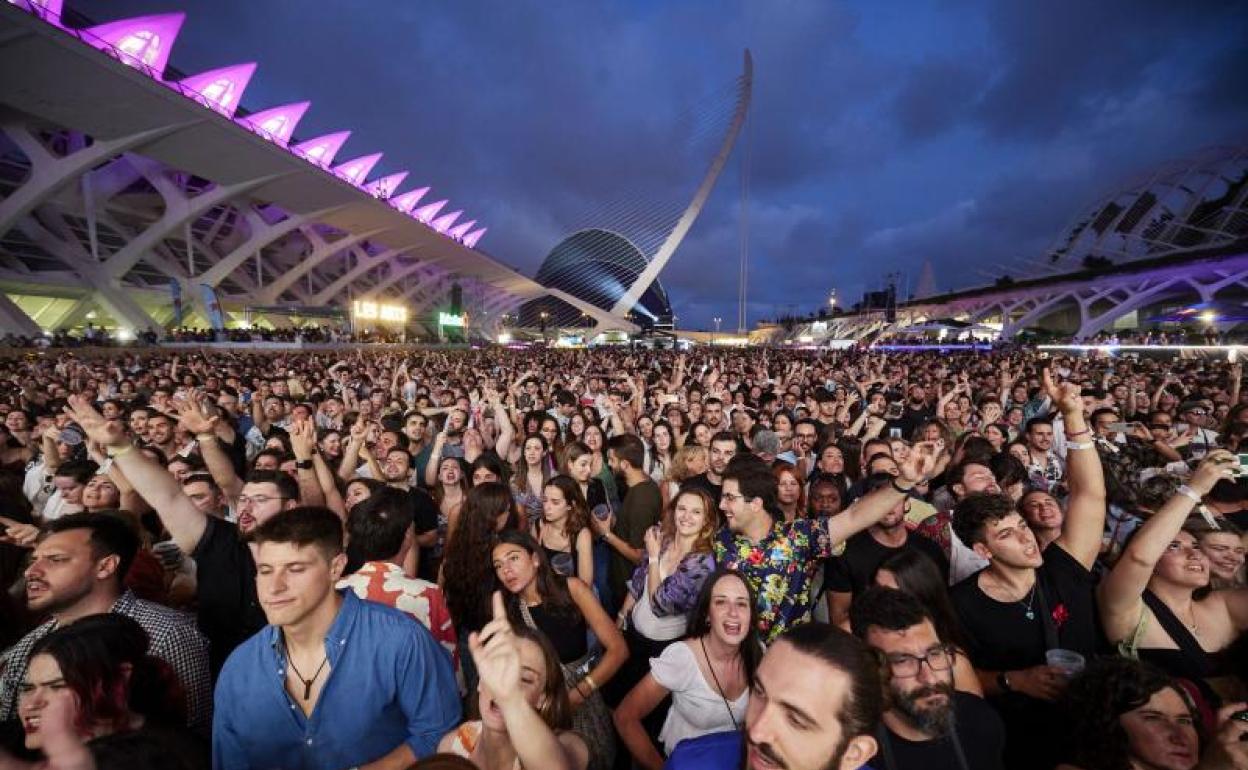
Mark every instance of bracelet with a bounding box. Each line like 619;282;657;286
889;477;915;495
105;443;134;459
195;432;215;442
1066;428;1091;439
582;674;598;692
1176;485;1202;504
1066;441;1094;451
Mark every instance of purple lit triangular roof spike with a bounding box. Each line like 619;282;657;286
363;172;408;198
237;101;311;146
462;228;487;248
390;186;430;213
83;13;186;77
15;0;65;24
293;131;352;167
178;63;258;117
332;153;383;185
413;199;448;224
431;210;462;234
447;220;476;240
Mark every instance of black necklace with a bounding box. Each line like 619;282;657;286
286;649;329;700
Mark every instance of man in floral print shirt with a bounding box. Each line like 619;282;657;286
336;487;459;682
714;443;939;642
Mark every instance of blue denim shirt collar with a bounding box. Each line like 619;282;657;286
263;589;361;666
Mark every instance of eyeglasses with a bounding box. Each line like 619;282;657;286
884;645;956;678
720;492;747;504
1150;423;1173;430
236;495;287;508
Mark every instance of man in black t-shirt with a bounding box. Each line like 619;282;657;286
947;370;1106;770
851;587;1005;770
826;473;949;627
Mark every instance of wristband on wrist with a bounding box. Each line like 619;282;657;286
1176;485;1202;504
1067;440;1094;451
890;477;915;495
997;671;1013;693
195;432;215;442
583;673;598;692
1066;428;1091;439
295;459;314;470
105;443;134;459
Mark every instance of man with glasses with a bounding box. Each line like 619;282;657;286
66;396;302;673
777;419;820;479
850;586;1005;769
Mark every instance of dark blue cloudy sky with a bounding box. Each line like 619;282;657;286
76;0;1248;328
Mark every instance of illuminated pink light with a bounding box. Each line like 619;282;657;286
431;210;462;234
293;131;351;167
390;186;430;213
13;0;64;23
83;13;186;77
462;228;487;248
332;153;383;185
237;101;311;146
363;172;408;198
448;219;476;240
178;63;257;117
413;199;448;224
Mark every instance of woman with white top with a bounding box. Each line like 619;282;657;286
613;569;762;770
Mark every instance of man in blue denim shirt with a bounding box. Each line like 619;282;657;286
212;507;460;770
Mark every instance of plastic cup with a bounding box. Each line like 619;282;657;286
1046;649;1085;678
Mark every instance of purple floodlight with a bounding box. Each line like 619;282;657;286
363;171;408;199
293;131;351;166
431;210;462;234
448;219;476;240
413;199;448;224
237;101;311;146
462;228;487;248
178;63;257;117
83;13;186;77
390;186;430;213
332;153;383;185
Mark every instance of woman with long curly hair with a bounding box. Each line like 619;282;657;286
1056;657;1209;770
443;482;515;696
535;475;594;585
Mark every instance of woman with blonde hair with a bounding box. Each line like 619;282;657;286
660;444;708;508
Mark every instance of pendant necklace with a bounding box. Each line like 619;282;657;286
1019;582;1038;621
287;651;329;700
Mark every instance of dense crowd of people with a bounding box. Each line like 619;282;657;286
0;345;1246;770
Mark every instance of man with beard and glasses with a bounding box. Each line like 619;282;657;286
850;587;1004;770
664;621;882;770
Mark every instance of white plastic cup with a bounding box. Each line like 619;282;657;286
1046;648;1085;678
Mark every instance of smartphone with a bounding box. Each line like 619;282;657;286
1106;422;1132;433
888;428;902;439
885;402;904;420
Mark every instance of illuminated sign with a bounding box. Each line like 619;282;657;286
353;301;407;323
438;312;465;328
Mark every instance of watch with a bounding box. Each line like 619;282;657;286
295;459;314;470
997;671;1013;692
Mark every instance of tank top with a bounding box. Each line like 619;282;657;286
527;601;588;663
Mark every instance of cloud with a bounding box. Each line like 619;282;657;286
67;0;1248;329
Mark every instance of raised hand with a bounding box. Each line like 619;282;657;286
469;592;523;708
643;525;662;559
175;392;218;436
1188;450;1237;496
288;419;316;461
898;440;941;485
1042;368;1083;416
64;396;126;449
